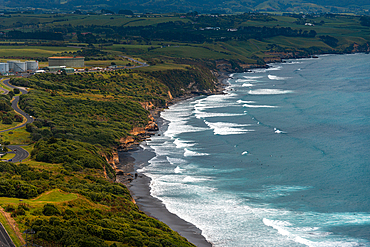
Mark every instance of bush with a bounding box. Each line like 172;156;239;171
14;115;23;122
5;204;15;212
42;204;60;216
2;116;13;124
11;207;26;217
0;180;39;199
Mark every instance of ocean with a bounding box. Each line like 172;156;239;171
138;54;370;246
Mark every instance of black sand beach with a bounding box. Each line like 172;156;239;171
116;129;212;247
114;76;230;247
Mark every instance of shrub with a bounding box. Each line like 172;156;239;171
2;116;13;124
5;204;15;212
42;204;60;216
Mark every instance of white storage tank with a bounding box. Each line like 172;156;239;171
26;61;39;71
7;60;20;70
13;62;26;72
0;63;9;74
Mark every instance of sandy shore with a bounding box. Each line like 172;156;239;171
114;74;232;247
116;118;212;247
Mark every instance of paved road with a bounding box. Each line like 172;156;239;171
1;79;34;131
0;223;15;247
6;145;29;163
1;79;33;163
0;86;9;95
118;55;149;69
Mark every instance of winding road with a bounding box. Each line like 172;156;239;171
0;223;15;247
0;79;33;163
118;55;149;69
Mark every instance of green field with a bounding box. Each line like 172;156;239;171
0;189;78;206
0;127;31;145
0;46;80;58
0;13;369;67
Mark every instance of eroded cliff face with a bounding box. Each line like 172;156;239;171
104;65;220;179
350;42;370;53
104;151;120;170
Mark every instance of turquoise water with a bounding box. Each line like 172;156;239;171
139;54;370;246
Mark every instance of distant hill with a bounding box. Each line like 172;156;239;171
2;0;370;14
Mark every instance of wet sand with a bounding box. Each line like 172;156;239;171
116;139;212;247
114;77;231;247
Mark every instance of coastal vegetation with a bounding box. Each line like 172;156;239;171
0;156;195;247
2;59;217;246
0;8;368;247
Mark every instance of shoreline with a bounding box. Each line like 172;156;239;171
116;117;213;247
115;73;231;247
113;56;324;246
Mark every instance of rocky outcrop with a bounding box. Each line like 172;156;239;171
140;101;155;110
145;120;158;131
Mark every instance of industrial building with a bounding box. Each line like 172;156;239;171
0;60;38;74
0;63;9;74
44;66;75;73
48;56;84;68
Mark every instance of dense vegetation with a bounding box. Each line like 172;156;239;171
1;13;318;44
10;67;216;146
0;156;195;247
0;8;369;247
11;72;163;146
0;92;23;125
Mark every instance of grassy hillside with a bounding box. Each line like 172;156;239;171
2;63;217;246
0;10;368;247
2;0;370;14
0;13;369;69
0;156;195;247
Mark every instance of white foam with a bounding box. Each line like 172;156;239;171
174;138;195;148
266;66;282;71
167;157;187;166
140;71;370;247
284;61;302;64
174;166;185;174
263;218;361;247
268;75;290;80
183;176;211;182
139;143;150;150
243;76;263;79
242;83;254;87
204;121;254;135
248;89;293;95
165;120;208;138
263;219;311;246
274;128;286;134
193;94;239;119
195;111;245;119
243;104;278;108
144;162;369;247
184;148;209;157
237;100;256;104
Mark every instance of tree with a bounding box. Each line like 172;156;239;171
2;116;13;124
118;10;133;15
101;9;114;14
42;204;60;216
